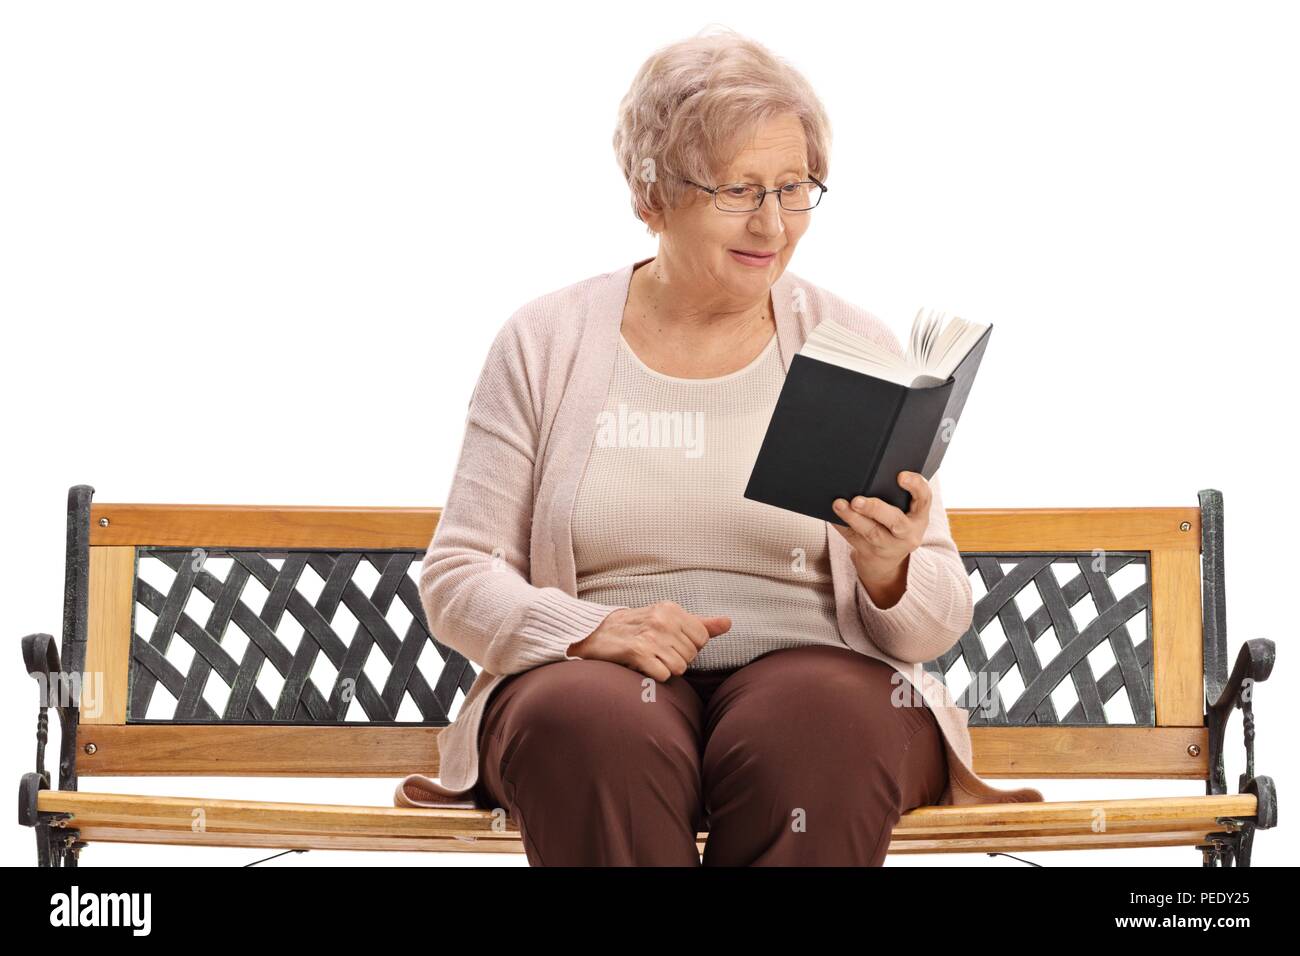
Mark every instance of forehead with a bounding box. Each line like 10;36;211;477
721;115;809;177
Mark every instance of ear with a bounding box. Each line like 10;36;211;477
638;202;666;235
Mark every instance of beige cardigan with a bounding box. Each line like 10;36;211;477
395;256;1045;810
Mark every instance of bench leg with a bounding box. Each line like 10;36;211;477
19;771;84;867
1196;775;1275;867
34;817;84;867
1204;639;1278;868
1198;823;1252;867
19;632;87;867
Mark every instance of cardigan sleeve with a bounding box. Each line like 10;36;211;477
854;470;975;664
418;313;630;676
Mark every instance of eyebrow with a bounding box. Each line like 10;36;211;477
731;167;808;181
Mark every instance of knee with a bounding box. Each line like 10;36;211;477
496;660;699;765
703;648;927;787
722;646;910;731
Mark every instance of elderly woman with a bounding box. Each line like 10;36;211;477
396;28;1042;865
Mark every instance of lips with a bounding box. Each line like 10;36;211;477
731;250;775;257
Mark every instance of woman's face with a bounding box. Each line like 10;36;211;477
648;111;814;303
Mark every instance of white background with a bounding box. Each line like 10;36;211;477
2;0;1294;867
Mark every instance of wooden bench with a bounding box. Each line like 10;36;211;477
19;484;1275;866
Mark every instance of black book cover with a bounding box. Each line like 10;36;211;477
743;323;992;524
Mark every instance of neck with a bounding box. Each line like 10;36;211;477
629;256;772;341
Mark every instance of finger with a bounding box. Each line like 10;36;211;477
654;643;691;678
831;502;863;541
676;631;702;666
846;494;909;538
899;471;932;518
676;617;709;655
833;497;893;546
831;520;871;557
642;657;673;683
699;615;731;636
676;610;729;644
831;520;874;558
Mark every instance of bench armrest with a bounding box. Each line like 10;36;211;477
19;632;75;793
1209;638;1275;713
1205;638;1276;828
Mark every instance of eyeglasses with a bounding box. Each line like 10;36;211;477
678;174;828;212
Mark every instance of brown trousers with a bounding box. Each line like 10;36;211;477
472;643;948;866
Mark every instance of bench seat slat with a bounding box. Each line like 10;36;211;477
38;789;1256;857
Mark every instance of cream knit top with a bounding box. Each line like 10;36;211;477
572;328;849;671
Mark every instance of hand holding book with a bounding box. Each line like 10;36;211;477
831;469;932;609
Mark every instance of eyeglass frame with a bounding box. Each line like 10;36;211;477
676;173;828;212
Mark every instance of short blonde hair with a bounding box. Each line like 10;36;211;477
612;27;832;234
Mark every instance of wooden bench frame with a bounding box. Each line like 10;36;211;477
18;484;1277;866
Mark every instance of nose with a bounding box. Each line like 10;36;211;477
751;190;785;234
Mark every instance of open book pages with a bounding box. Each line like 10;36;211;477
799;310;991;388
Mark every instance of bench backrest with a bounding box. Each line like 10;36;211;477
55;484;1224;788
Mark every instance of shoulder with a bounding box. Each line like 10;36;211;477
469;265;618;418
781;269;905;360
484;267;613;366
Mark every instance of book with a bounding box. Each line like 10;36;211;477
743;309;992;523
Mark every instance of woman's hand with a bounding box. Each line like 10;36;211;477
831;471;931;602
567;602;731;682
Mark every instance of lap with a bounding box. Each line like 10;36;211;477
477;658;704;744
472;658;705;809
701;645;947;807
473;645;947;811
705;644;935;741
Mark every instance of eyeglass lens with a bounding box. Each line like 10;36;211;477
715;182;823;211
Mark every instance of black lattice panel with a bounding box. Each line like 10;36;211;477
128;548;474;724
931;552;1153;726
128;547;1153;728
